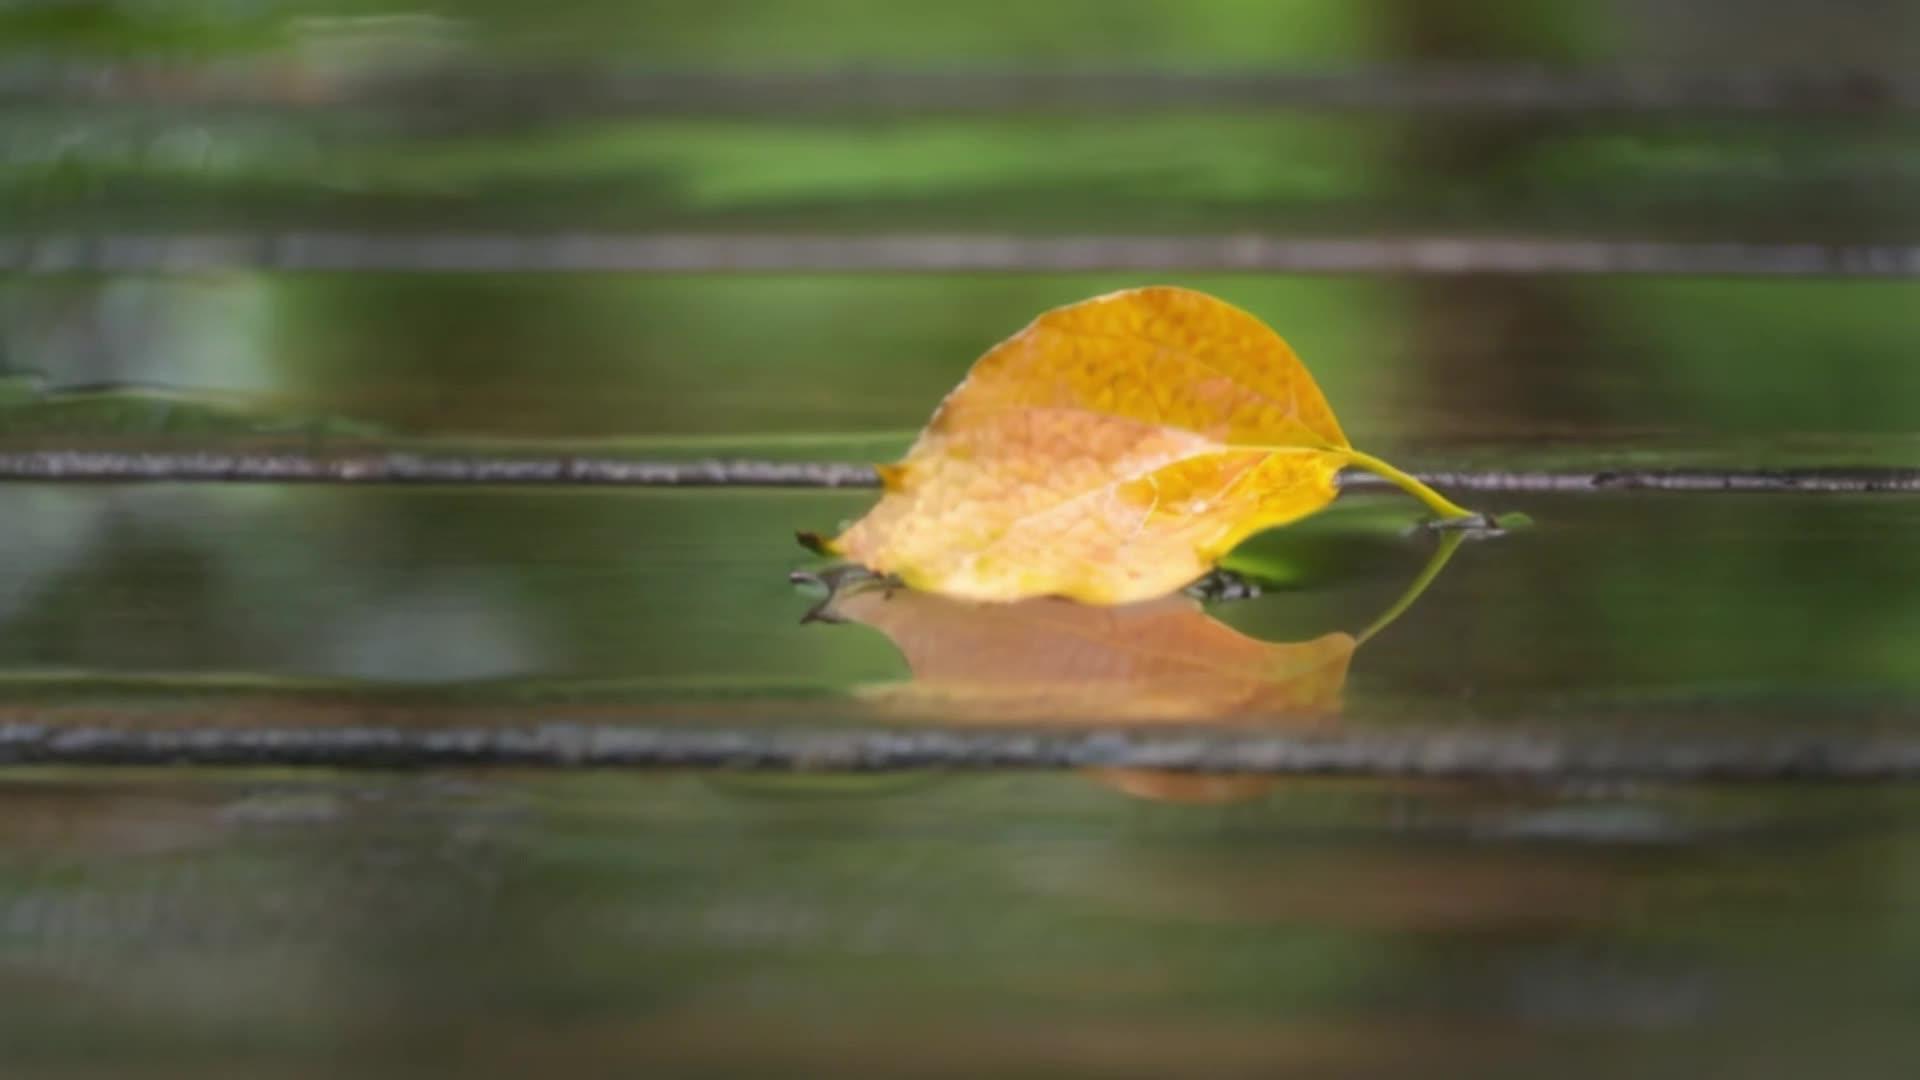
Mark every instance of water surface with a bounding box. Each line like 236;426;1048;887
4;769;1920;1078
0;484;1913;734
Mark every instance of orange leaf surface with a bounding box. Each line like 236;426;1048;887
812;286;1471;603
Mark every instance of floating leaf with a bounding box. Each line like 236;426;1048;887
804;532;1464;803
806;286;1474;603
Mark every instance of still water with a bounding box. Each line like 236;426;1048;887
0;484;1916;1075
0;484;1913;720
4;770;1920;1077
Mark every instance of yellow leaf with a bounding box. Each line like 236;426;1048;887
811;286;1472;603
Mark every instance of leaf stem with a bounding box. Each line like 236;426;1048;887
1343;449;1476;520
1356;531;1466;646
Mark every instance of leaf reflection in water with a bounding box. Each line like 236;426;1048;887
803;533;1465;803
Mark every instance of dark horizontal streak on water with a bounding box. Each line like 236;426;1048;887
8;234;1920;277
0;451;881;488
1347;470;1920;494
1;451;1918;494
3;64;1917;115
8;723;1920;782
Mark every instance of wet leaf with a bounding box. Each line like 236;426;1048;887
809;286;1472;603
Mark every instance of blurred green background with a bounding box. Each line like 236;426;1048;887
0;0;1916;690
4;6;1920;1074
3;1;1917;455
0;0;1916;691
